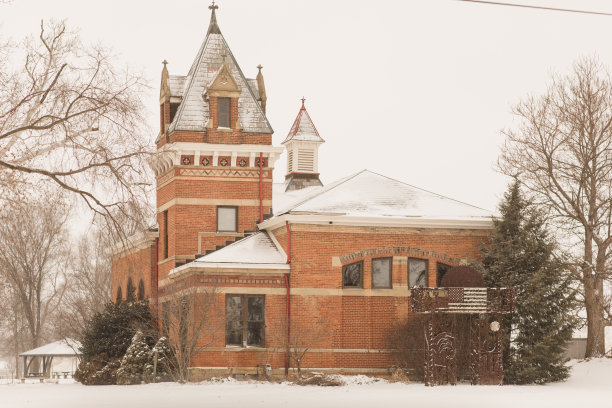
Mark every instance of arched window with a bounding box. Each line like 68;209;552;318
137;279;145;301
116;286;123;304
127;277;136;302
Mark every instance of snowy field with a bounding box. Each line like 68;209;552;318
1;359;611;408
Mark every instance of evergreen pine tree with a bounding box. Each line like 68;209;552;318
143;336;174;382
117;330;151;385
482;181;577;384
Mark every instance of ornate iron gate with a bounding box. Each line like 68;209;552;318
412;287;513;386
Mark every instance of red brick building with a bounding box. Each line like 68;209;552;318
112;6;494;378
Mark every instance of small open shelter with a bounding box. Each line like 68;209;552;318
19;339;81;379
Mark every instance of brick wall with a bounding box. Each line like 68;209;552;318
112;243;156;303
158;223;491;374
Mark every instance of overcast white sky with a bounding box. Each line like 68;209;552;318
3;0;612;213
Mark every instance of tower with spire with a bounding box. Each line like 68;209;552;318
282;98;325;191
151;4;283;278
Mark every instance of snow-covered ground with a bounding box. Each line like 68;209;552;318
1;359;611;408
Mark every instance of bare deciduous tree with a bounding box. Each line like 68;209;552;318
56;227;113;341
275;315;330;379
500;57;612;357
0;194;70;354
160;287;221;382
0;20;152;235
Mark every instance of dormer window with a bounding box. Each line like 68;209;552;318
218;97;231;128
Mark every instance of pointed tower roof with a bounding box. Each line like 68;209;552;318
207;1;221;35
282;98;325;144
167;4;272;134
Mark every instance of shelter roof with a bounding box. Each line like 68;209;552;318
20;339;81;357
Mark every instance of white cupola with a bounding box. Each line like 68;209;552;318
282;98;325;191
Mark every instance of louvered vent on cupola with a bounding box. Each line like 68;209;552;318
287;150;294;173
297;149;314;172
282;98;325;191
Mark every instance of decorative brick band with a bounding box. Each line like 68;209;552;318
180;168;270;178
339;246;462;265
200;277;283;285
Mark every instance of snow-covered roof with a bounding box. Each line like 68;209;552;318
273;183;323;214
192;232;286;265
282;101;325;144
167;10;272;134
272;170;494;221
20;339;81;357
168;75;188;98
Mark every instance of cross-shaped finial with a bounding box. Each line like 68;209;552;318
162;60;168;67
209;0;218;11
301;96;306;108
257;64;263;72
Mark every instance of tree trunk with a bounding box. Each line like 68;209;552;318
584;246;606;357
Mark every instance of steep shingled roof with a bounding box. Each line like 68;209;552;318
167;8;272;134
282;99;325;144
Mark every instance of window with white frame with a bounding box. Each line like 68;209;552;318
217;206;237;232
409;258;428;287
372;257;392;288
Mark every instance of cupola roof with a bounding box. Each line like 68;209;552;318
282;98;325;144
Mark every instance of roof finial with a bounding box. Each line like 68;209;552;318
301;96;306;109
162;60;168;67
207;1;221;34
257;64;263;72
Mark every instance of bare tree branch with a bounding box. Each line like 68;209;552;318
499;56;612;357
0;20;154;239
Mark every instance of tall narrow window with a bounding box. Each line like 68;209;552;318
225;295;265;347
163;210;168;259
137;279;145;301
409;258;428;287
116;286;123;304
218;97;231;128
372;257;392;288
342;261;363;288
217;206;237;232
127;277;136;302
437;262;451;287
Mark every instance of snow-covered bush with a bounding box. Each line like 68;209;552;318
76;301;158;385
143;336;174;383
74;353;121;385
117;330;151;385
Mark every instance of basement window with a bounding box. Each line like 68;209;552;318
226;295;265;347
409;258;428;287
372;257;392;289
217;206;238;232
218;97;231;128
342;261;363;288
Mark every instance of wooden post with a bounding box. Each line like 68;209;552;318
153;350;158;382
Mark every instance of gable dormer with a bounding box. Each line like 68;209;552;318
283;98;325;191
205;62;241;130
